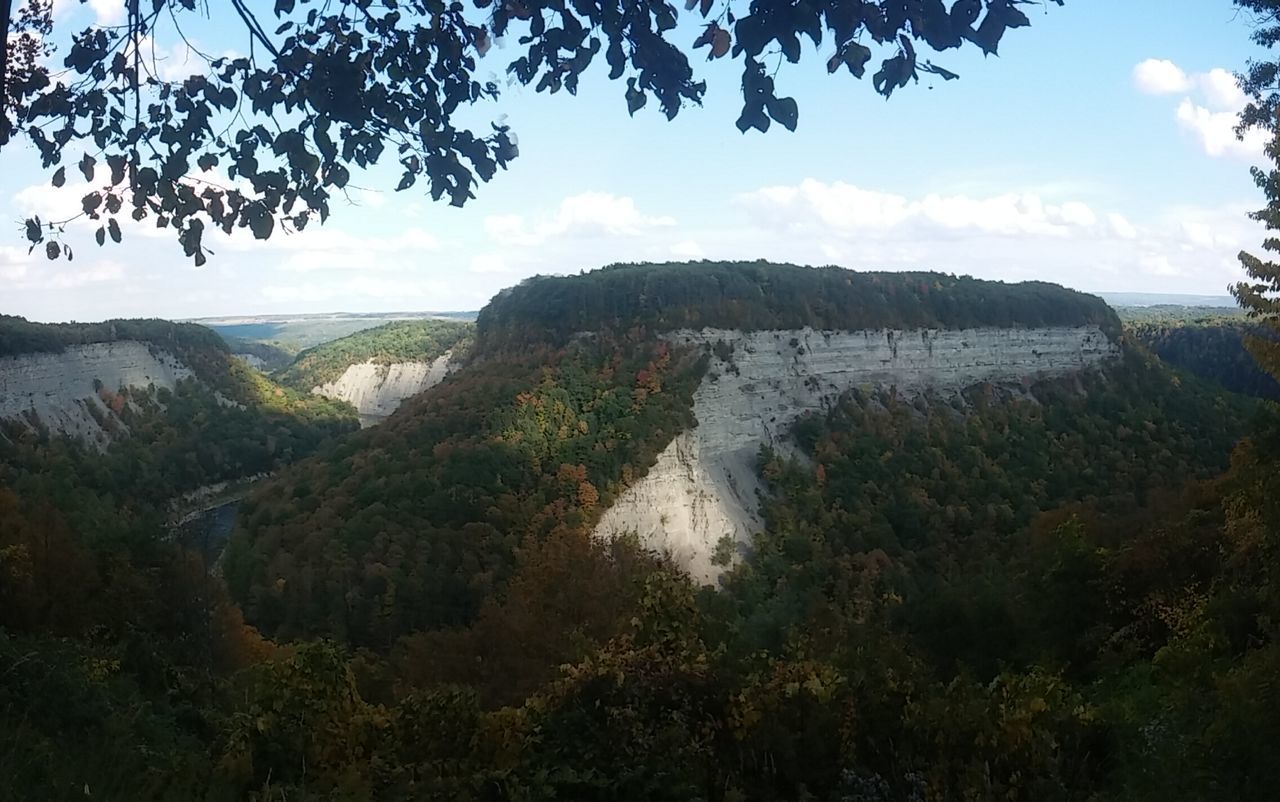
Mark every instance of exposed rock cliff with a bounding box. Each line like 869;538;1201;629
310;352;453;424
0;341;193;445
594;325;1120;582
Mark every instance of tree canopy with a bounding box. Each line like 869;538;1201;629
1234;0;1280;369
3;0;1060;263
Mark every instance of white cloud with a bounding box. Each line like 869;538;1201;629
0;246;33;282
1175;98;1267;158
469;253;512;274
88;0;125;24
736;179;1104;239
1108;213;1138;240
51;0;125;25
1199;68;1248;111
486;192;675;247
1134;59;1265;160
261;276;448;305
670;240;704;258
45;260;124;288
241;226;439;271
727;179;1260;295
1133;59;1192;95
1138;253;1180;277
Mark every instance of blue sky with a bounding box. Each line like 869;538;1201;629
0;0;1270;321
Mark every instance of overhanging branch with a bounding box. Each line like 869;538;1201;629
1;0;14;146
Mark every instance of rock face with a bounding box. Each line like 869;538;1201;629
594;325;1121;583
0;341;193;444
311;352;452;425
235;353;267;370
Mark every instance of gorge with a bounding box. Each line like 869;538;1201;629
594;324;1120;581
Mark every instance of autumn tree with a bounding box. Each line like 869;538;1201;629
4;0;1060;262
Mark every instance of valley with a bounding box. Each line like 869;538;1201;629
1;264;1276;800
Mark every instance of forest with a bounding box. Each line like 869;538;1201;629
273;319;475;391
1126;313;1280;402
475;262;1123;352
3;263;1280;800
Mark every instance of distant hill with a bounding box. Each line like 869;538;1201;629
194;311;478;352
1100;291;1239;308
221;336;297;372
0;313;357;446
274;319;474;392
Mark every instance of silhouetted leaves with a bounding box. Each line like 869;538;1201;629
5;0;1059;263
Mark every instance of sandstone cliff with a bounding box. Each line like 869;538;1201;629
0;341;193;445
594;325;1120;582
310;352;453;424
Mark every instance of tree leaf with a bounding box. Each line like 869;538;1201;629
767;96;799;132
711;29;731;59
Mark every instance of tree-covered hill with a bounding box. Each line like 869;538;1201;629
274;319;475;391
4;266;1275;800
476;261;1124;351
221;336;297;372
1127;315;1280;401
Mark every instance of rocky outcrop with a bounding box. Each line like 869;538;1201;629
235;353;267;370
594;325;1120;583
311;352;453;424
0;341;193;445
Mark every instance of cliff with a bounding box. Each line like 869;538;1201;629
0;341;193;445
594;324;1121;582
311;352;454;424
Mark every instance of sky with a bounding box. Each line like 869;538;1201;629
0;0;1272;321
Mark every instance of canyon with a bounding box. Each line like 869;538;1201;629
593;325;1121;582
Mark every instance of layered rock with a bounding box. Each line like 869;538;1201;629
594;325;1120;583
311;352;453;424
0;341;192;444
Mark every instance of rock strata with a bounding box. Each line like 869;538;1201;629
0;341;193;445
311;352;453;424
594;325;1120;583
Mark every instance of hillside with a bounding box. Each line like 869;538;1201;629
273;319;474;422
6;264;1274;801
222;336;296;372
1126;314;1280;401
0;314;357;445
475;261;1123;351
224;263;1242;638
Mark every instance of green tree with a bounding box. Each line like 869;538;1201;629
1234;0;1280;372
5;0;1059;262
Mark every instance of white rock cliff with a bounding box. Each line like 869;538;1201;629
311;352;453;424
0;341;193;445
594;325;1120;583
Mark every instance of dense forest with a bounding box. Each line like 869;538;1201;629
273;319;475;391
1126;313;1280;401
3;264;1279;800
222;336;297;373
476;262;1124;351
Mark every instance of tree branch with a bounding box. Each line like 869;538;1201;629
1;0;14;146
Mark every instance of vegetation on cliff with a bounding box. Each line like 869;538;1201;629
2;265;1276;800
476;262;1123;351
273;319;475;391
